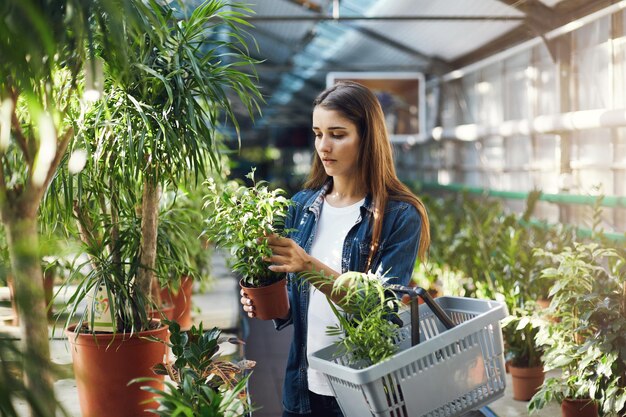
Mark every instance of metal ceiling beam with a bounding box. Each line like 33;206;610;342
251;63;431;73
246;15;525;22
498;0;560;31
249;8;443;67
497;0;564;61
451;0;621;69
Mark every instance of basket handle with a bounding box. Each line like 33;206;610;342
386;285;456;346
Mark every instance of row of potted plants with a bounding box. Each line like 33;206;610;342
414;190;625;416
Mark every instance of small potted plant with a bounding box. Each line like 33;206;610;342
529;243;626;417
134;320;255;416
203;169;291;320
502;304;546;401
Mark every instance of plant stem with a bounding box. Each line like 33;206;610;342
138;177;160;307
110;176;121;279
5;215;55;417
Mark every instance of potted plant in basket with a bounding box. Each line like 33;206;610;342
321;270;404;366
529;243;626;417
203;169;291;320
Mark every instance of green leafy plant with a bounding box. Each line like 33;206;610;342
49;0;262;333
318;271;403;366
0;0;135;412
203;169;291;288
135;321;254;417
0;334;69;417
501;303;545;368
529;243;626;416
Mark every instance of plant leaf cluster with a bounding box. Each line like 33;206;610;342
529;243;626;416
202;169;291;287
135;320;254;417
305;270;403;367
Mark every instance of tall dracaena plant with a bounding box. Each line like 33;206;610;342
78;0;261;321
0;1;137;415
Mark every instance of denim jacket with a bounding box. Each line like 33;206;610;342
274;182;423;414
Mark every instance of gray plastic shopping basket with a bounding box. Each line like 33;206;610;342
308;289;508;417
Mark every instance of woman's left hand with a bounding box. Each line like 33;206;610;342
265;234;312;273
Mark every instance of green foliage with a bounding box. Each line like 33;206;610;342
134;321;253;417
46;0;262;332
311;271;403;366
203;169;290;287
93;0;263;183
421;191;580;368
0;336;68;417
501;303;545;368
529;243;626;416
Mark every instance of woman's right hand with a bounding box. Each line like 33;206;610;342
240;288;255;318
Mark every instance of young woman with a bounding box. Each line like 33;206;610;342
240;81;430;417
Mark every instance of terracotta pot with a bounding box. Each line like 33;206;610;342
240;277;289;320
509;364;545;401
160;276;193;330
66;323;168;417
561;398;599;417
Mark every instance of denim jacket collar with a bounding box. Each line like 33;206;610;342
304;179;374;219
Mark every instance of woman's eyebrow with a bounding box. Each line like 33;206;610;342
312;126;348;130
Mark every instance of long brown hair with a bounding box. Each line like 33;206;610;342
304;81;430;268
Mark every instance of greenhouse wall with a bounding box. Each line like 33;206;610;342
399;8;626;233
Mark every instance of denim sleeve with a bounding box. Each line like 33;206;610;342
373;205;422;286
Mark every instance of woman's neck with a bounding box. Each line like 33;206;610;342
325;177;366;207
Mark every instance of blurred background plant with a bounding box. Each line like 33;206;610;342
0;0;138;412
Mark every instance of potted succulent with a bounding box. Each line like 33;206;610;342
529;243;626;417
134;320;255;416
203;169;291;320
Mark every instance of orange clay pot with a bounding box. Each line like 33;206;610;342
561;398;599;417
240;277;289;320
509;364;545;401
66;323;168;417
160;276;193;330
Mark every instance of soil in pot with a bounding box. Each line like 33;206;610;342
509;364;545;401
240;277;289;320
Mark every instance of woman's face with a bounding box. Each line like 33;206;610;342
312;106;360;181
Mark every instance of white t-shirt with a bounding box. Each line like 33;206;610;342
306;197;364;396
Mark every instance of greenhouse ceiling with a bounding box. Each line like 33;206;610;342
220;0;617;137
